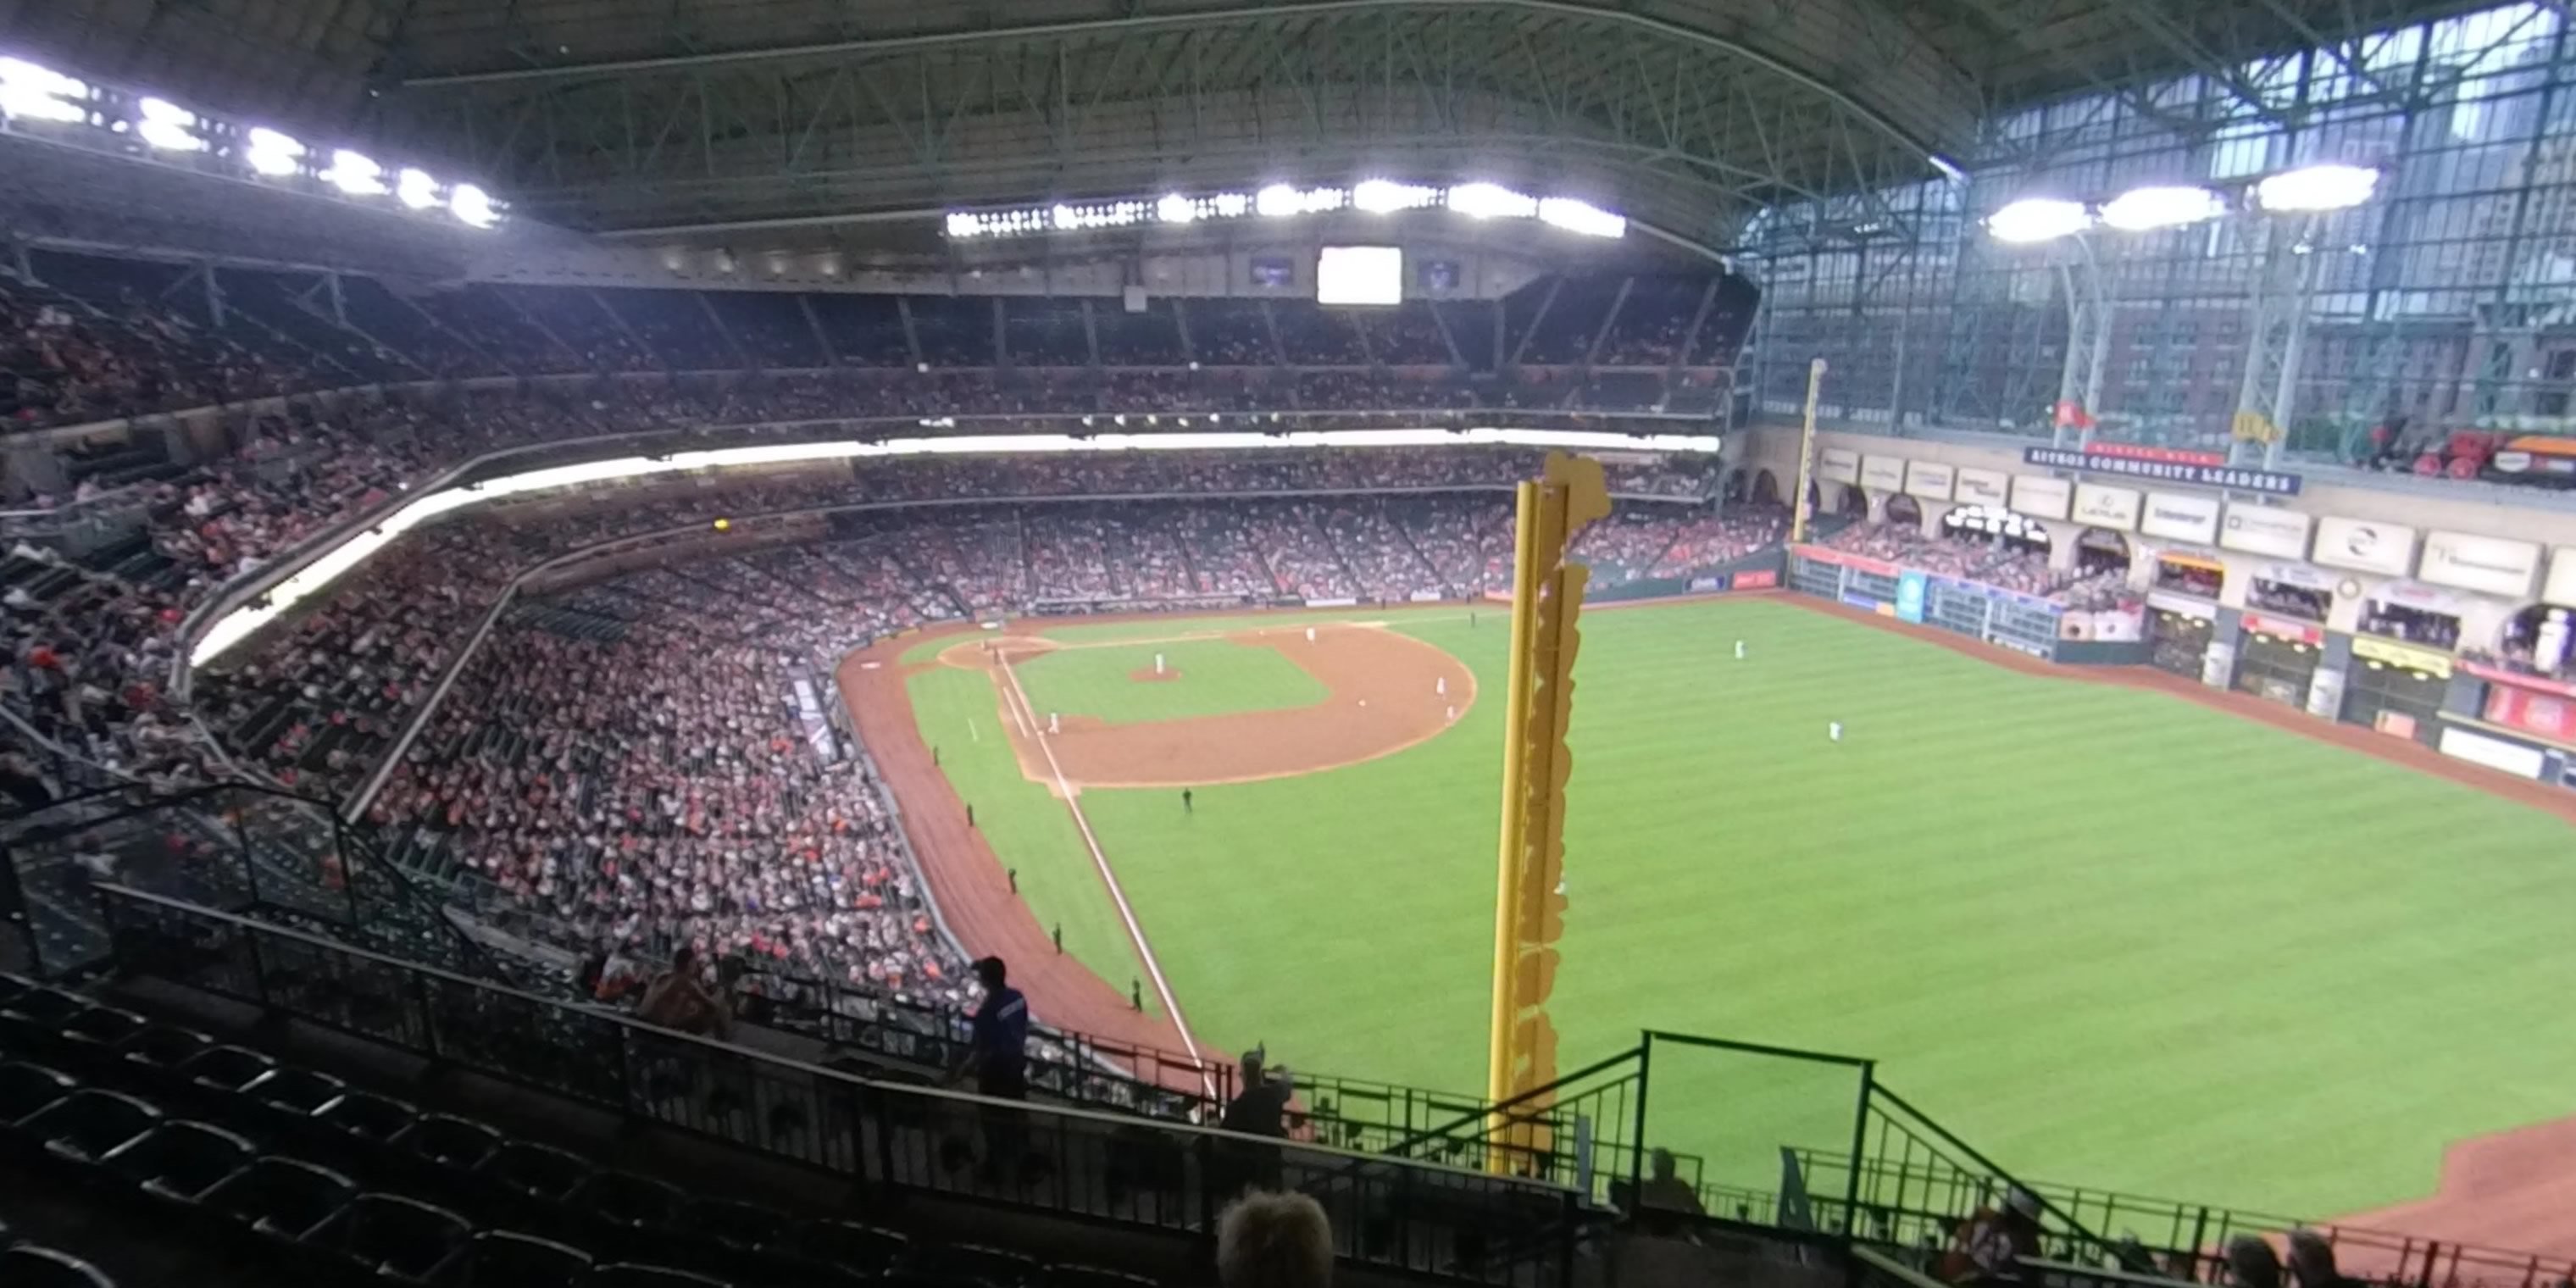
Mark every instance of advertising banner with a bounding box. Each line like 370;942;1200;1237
2220;505;2312;559
1733;569;1779;590
2073;482;2142;530
2140;491;2222;545
2024;445;2303;496
1408;590;1446;602
2351;636;2453;678
2485;685;2576;745
2240;611;2323;647
1861;455;1907;491
2462;659;2576;700
2311;515;2415;576
2254;561;2334;591
1687;575;1725;592
1818;448;1861;485
1896;570;1928;623
2546;547;2576;607
2440;725;2547;779
2419;530;2541;598
2086;441;2229;468
2011;475;2073;519
1954;467;2011;507
1796;544;1900;578
2147;590;2216;619
1905;461;1956;500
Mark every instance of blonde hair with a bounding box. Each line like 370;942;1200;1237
1218;1191;1333;1288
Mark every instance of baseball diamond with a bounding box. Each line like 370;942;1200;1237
844;595;2576;1230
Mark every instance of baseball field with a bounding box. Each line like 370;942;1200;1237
853;596;2576;1224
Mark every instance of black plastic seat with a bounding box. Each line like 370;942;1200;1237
54;1005;147;1069
795;1219;908;1275
686;1196;788;1252
323;1191;473;1283
19;1088;161;1163
243;1066;347;1131
100;1119;257;1202
115;1024;213;1085
176;1044;277;1098
450;1230;591;1288
207;1155;358;1242
0;1244;116;1288
0;1060;77;1124
592;1263;731;1288
1046;1266;1160;1288
313;1090;419;1147
398;1113;502;1173
580;1168;685;1233
913;1243;1041;1288
481;1140;591;1202
0;986;89;1053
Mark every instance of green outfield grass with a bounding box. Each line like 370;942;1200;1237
1010;638;1329;725
907;598;2576;1218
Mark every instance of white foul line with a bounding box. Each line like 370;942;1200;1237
991;650;1216;1096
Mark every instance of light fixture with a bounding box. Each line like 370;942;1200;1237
2099;185;2225;231
324;148;386;196
1352;179;1437;213
1155;193;1198;224
244;127;304;176
1537;197;1626;238
0;58;89;124
1255;184;1302;218
135;97;208;151
397;167;439;209
2256;163;2379;213
1446;182;1537;219
450;183;500;228
1986;197;2091;244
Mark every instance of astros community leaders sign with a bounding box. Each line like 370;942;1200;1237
2023;447;2303;496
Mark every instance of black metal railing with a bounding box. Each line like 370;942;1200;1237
96;884;1588;1287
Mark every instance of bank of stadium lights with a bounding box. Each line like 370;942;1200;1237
1988;164;2382;244
946;181;1625;242
0;52;505;230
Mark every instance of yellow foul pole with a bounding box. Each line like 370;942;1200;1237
1486;452;1610;1172
1790;357;1828;544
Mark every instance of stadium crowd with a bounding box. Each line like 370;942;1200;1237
1819;519;2132;608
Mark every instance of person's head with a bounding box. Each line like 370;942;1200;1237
974;956;1008;991
2226;1235;2282;1288
1650;1148;1678;1181
2002;1187;2040;1224
1218;1191;1333;1288
672;946;697;974
2285;1231;2337;1287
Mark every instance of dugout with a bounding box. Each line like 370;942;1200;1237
2233;611;2323;708
2340;636;2451;745
2148;597;2213;679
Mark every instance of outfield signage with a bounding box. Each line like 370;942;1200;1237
2140;491;2221;545
2011;475;2072;520
2221;505;2312;560
2462;658;2576;701
1818;447;1860;485
2419;530;2540;598
2440;724;2548;779
1861;455;1906;491
2485;685;2576;744
1896;570;1929;623
2312;515;2415;577
1904;461;1955;500
2352;636;2453;679
2073;482;2141;530
1954;467;2010;507
2024;446;2303;495
1796;544;1901;578
2240;611;2323;647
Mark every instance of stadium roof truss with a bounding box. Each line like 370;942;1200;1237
0;0;2507;251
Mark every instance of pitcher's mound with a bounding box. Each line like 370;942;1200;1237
1129;667;1183;684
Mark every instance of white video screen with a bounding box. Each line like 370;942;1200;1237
1316;245;1403;305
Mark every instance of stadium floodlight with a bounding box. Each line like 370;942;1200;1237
245;127;304;176
449;184;500;228
397;167;440;209
2099;184;2224;231
1352;179;1439;214
0;57;89;124
1155;192;1199;224
1986;197;2091;244
1446;182;1538;219
2255;163;2379;213
325;148;386;195
945;211;983;237
1537;197;1627;238
1929;154;1968;183
1210;192;1250;218
1255;184;1302;218
136;97;208;152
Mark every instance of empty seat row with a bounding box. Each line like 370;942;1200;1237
0;972;1161;1288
